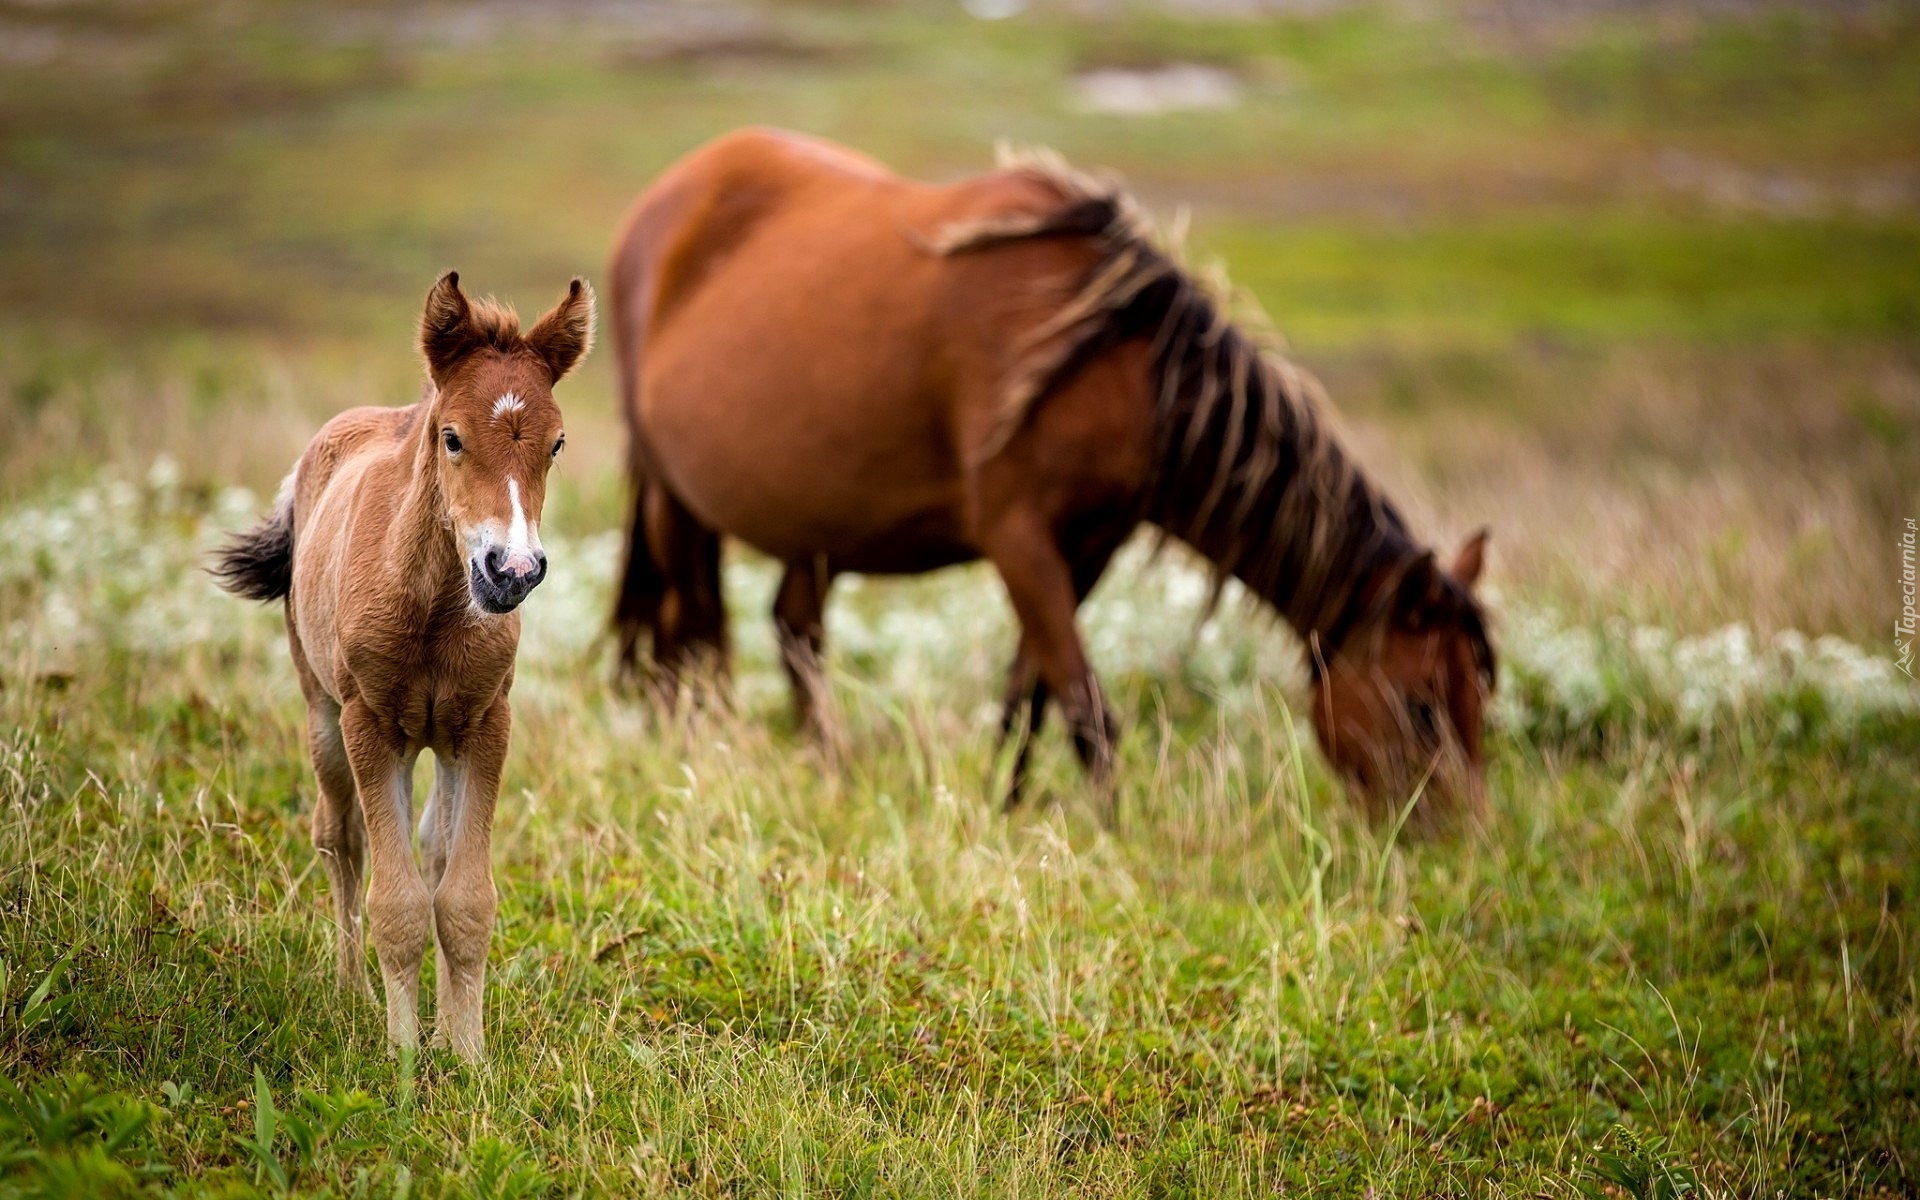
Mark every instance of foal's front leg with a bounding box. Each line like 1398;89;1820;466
341;702;431;1052
431;699;509;1062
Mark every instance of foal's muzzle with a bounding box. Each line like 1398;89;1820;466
470;546;548;614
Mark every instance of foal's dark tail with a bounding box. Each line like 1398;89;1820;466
211;486;294;602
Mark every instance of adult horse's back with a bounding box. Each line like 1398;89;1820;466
611;128;1495;820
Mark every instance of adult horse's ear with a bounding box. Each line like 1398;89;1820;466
525;277;596;383
1450;527;1489;590
420;270;476;386
1393;551;1443;629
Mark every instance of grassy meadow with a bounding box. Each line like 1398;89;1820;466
2;0;1919;1195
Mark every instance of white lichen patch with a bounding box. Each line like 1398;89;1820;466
2;464;1913;745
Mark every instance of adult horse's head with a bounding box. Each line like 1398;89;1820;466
1311;531;1495;820
418;271;594;615
926;164;1502;824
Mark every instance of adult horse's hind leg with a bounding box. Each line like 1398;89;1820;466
773;556;834;730
647;484;730;704
308;699;372;999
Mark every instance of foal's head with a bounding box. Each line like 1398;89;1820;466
1311;531;1496;822
418;271;595;615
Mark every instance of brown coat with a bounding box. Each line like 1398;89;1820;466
608;129;1493;822
215;272;594;1057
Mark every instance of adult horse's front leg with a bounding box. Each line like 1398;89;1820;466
341;702;430;1052
981;511;1119;824
431;699;509;1062
992;530;1128;813
992;644;1049;812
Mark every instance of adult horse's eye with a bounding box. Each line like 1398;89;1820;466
1407;695;1440;742
551;434;565;459
442;429;463;456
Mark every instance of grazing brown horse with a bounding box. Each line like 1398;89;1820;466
609;128;1494;819
214;272;593;1059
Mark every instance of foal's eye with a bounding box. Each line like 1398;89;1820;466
551;434;565;459
442;429;462;456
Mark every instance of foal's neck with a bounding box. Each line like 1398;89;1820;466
387;396;468;614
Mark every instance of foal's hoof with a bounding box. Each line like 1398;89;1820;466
429;1017;486;1062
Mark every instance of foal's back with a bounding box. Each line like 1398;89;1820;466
293;403;419;517
286;403;425;689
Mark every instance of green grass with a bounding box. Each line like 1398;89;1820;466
2;0;1918;1195
1;475;1915;1197
1205;215;1920;349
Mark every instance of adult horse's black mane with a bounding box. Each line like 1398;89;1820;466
936;154;1493;681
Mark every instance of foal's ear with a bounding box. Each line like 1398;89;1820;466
419;270;477;386
524;277;596;383
1450;528;1489;591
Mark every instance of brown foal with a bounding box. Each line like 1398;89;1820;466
215;272;593;1058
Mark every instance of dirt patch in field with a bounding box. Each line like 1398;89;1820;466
1071;63;1244;115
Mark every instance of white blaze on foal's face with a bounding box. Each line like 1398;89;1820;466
474;393;543;575
434;363;567;615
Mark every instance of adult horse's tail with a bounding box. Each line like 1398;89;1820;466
609;464;671;681
211;478;294;602
608;229;669;681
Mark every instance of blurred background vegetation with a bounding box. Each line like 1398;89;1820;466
4;6;1920;1194
2;0;1916;634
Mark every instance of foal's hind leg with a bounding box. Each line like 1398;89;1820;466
307;700;373;998
418;757;456;1045
773;556;834;731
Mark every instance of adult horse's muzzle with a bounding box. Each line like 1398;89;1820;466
470;545;548;614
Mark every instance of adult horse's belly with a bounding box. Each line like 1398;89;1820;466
640;203;974;571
